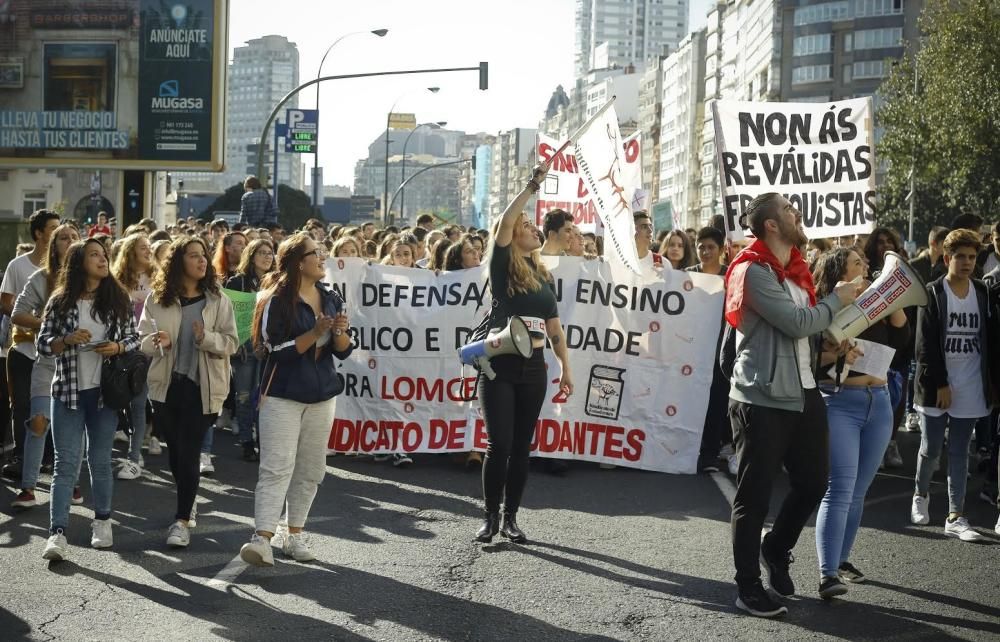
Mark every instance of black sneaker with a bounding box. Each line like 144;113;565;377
760;534;795;597
838;561;866;583
819;575;848;600
242;442;259;462
736;581;788;618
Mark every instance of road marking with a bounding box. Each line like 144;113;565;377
144;550;183;563
709;471;736;507
205;554;249;590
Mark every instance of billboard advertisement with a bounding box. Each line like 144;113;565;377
0;0;228;170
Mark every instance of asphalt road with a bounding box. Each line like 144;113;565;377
1;428;998;641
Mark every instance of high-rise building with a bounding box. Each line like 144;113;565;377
698;0;782;223
197;35;303;195
658;30;707;230
575;0;689;77
638;55;668;203
780;0;923;102
488;128;537;221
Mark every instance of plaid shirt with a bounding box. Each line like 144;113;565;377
36;300;140;410
239;189;276;227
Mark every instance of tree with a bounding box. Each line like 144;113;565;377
201;183;318;231
876;0;1000;242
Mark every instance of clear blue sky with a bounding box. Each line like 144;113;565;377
228;0;713;188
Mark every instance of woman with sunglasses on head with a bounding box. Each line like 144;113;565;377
474;163;573;544
139;236;238;548
239;233;353;567
37;239;140;560
225;239;276;462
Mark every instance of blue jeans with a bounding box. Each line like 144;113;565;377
126;382;149;464
231;354;261;445
815;384;893;577
915;412;979;514
50;388;117;534
21;395;51;490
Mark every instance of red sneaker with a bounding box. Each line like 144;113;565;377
71;487;84;506
11;489;37;508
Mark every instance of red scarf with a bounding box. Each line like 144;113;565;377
724;239;816;328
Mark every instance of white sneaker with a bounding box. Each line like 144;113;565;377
188;503;197;529
114;430;129;443
91;519;113;549
282;532;316;562
199;453;214;475
117;460;142;480
148;437;162;455
994;514;1000;536
944;516;984;542
392;453;413;467
240;533;274;567
910;495;930;525
727;454;739;476
166;521;190;548
905;412;921;433
42;532;68;561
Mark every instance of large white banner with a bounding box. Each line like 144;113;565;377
712;98;876;240
325;257;724;474
537;131;642;235
574;104;642;273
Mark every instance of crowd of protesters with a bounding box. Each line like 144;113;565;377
0;177;998;616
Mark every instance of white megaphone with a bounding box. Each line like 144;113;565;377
825;251;928;343
458;316;533;380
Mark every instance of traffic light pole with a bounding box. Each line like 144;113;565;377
254;63;488;202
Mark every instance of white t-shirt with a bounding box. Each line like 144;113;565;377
787;280;817;390
76;299;108;391
917;280;988;419
0;253;42;360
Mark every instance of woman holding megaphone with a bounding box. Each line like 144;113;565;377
811;248;909;598
475;162;573;544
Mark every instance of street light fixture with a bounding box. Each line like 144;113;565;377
384;87;440;223
253;63;488;208
400;121;447;220
313;28;388;209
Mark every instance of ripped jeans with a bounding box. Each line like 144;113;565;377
231;352;262;446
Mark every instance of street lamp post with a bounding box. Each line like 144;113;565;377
399;121;447;221
313;29;388;210
384;88;440;224
253;63;488;203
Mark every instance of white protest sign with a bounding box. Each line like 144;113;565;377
574;102;642;273
537;134;600;232
324;257;724;474
537;131;643;235
712;98;876;240
621;131;642;205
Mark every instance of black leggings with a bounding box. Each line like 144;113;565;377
479;349;547;513
152;376;216;522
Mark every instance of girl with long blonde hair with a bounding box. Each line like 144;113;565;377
474;162;572;544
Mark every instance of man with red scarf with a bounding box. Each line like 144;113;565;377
724;193;860;618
